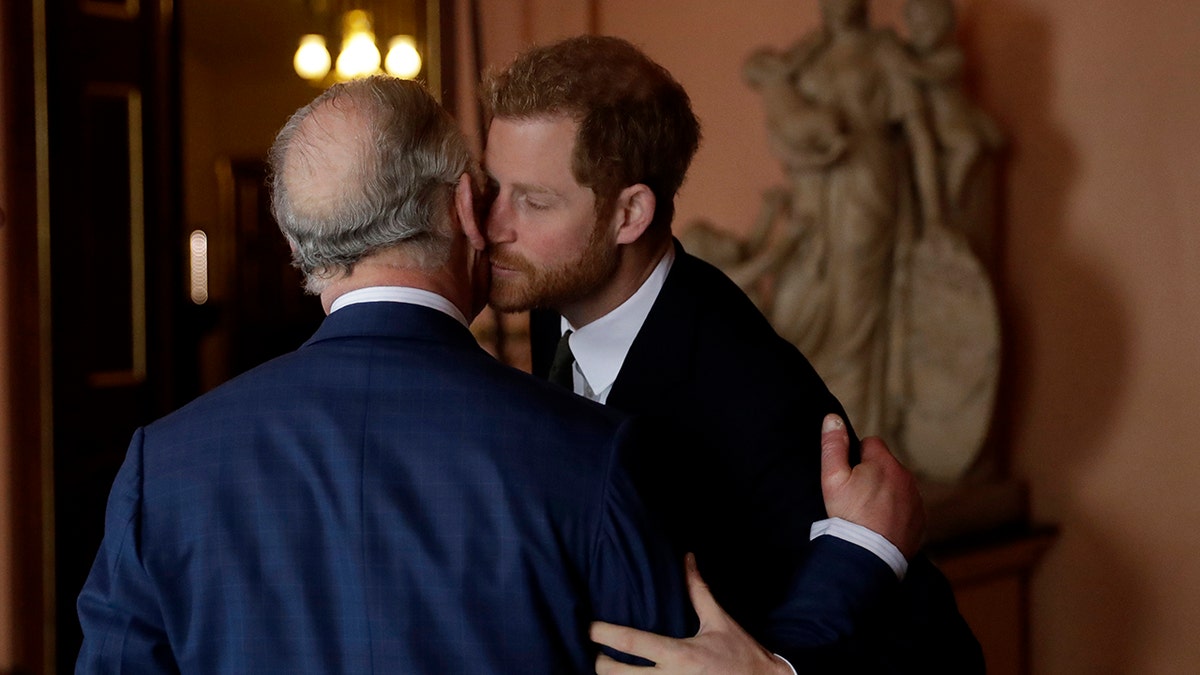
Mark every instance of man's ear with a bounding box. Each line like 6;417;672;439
612;183;656;246
455;173;486;252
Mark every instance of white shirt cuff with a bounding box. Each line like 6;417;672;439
773;653;799;675
809;517;908;580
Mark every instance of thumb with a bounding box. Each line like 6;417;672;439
820;414;851;497
684;553;725;632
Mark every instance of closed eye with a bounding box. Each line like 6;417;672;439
522;196;552;211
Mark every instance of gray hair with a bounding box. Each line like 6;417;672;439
268;76;473;293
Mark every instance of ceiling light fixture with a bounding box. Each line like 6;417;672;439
293;2;423;85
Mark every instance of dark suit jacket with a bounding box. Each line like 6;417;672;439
77;301;691;674
532;243;983;672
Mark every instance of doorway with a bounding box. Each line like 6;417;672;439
8;1;457;671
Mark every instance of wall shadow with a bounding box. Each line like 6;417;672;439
960;2;1140;671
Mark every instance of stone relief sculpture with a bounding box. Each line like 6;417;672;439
898;0;1005;264
684;0;1003;484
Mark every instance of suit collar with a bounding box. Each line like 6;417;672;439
329;286;469;327
606;239;700;407
303;301;481;353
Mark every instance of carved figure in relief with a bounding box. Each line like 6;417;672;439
687;0;1004;481
900;0;1004;213
760;0;945;445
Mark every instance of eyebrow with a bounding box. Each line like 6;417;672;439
516;183;562;198
487;174;566;201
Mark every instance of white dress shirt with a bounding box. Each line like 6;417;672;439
330;286;469;326
557;247;907;580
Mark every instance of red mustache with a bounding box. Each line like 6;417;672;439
489;248;537;274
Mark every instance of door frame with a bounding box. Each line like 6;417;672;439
3;0;54;671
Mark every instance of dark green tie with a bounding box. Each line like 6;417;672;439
547;330;575;390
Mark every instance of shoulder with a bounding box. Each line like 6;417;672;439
637;250;827;407
145;348;311;436
662;250;771;325
664;251;797;361
421;344;639;468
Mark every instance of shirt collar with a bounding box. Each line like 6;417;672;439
563;246;675;402
330;286;469;327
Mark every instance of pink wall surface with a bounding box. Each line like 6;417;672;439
965;2;1200;672
481;1;1200;673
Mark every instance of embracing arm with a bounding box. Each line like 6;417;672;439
769;417;984;673
593;554;792;675
587;416;931;673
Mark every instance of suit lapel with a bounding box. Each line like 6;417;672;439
526;240;703;410
606;241;699;412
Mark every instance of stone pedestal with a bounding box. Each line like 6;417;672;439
922;477;1030;545
929;524;1058;675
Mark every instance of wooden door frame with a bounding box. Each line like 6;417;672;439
3;0;186;671
3;0;54;671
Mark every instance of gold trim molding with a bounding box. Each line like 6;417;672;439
83;83;147;389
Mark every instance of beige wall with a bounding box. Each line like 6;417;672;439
481;1;1200;673
971;2;1200;673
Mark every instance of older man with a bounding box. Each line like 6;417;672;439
75;76;691;673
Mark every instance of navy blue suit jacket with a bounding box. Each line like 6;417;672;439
532;243;982;672
77;301;691;674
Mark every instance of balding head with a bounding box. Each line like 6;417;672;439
281;95;371;224
269;76;474;294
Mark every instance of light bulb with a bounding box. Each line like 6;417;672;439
336;9;381;80
293;34;331;81
336;32;381;79
385;35;422;79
